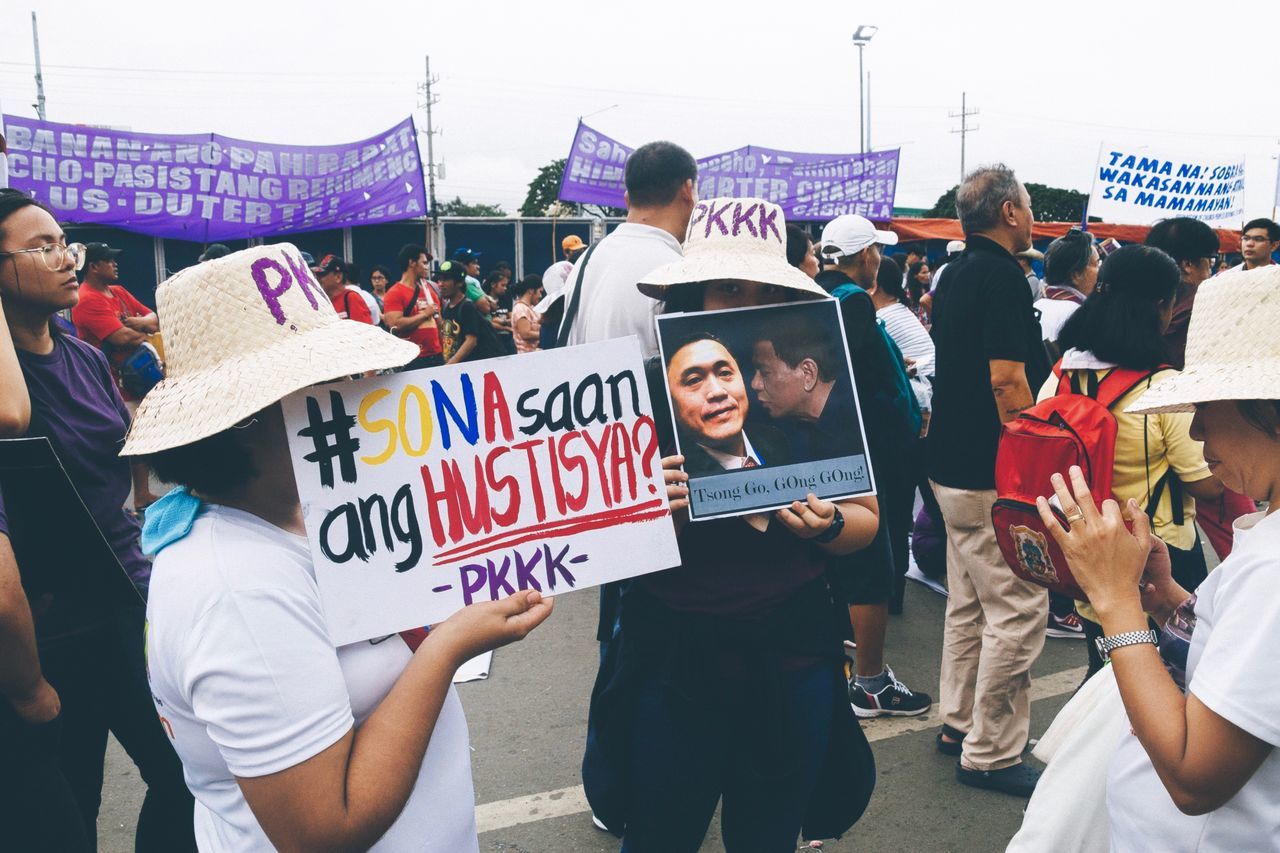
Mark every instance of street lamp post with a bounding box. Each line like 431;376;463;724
852;25;878;155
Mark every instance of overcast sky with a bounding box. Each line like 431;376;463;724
2;0;1277;219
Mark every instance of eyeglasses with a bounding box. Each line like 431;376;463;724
0;242;86;272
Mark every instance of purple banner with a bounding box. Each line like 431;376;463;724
0;115;426;241
558;122;899;222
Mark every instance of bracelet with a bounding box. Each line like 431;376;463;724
1095;629;1158;662
813;506;845;543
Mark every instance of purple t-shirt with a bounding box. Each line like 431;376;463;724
0;332;148;593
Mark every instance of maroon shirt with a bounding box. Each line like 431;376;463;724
641;513;829;618
1163;282;1197;370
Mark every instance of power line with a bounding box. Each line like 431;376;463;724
982;108;1280;141
0;59;407;79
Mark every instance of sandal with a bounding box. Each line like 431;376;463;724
936;724;966;756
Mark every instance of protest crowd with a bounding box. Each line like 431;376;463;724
2;130;1280;853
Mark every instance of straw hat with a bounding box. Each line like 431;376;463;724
1128;264;1280;415
636;197;829;300
121;243;417;455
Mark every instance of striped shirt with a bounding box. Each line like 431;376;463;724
877;302;935;410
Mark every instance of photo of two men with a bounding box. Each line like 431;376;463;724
657;300;875;519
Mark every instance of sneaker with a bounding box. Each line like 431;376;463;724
849;667;933;718
591;814;609;832
955;761;1041;797
1046;610;1085;639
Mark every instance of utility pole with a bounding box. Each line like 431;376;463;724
949;92;979;186
31;12;47;120
866;72;872;153
851;26;877;155
418;56;441;258
857;47;865;155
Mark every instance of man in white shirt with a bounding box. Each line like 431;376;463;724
559;141;698;358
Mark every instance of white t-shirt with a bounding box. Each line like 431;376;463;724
1107;509;1280;852
145;505;477;852
561;222;682;358
1034;298;1079;345
1025;272;1044;300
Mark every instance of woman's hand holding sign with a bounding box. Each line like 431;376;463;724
778;493;879;556
662;455;690;537
777;493;837;538
662;455;690;513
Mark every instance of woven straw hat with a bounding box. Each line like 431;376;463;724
1128;264;1280;415
636;197;829;300
121;243;417;455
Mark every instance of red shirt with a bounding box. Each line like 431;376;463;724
330;289;373;324
71;283;154;400
72;284;151;350
383;280;442;357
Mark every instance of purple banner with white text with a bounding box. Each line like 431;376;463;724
558;121;900;221
1;115;426;241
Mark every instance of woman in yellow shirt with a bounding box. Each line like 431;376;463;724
1036;245;1223;673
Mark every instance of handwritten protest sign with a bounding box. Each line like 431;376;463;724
1;114;425;241
559;121;899;221
1087;141;1245;225
655;300;877;521
281;338;680;644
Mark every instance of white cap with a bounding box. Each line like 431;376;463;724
946;239;966;254
819;214;898;261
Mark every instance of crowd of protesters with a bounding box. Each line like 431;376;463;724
0;132;1278;853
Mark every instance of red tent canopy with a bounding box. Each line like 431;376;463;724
887;217;1241;254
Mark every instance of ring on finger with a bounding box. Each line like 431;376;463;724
1064;507;1085;525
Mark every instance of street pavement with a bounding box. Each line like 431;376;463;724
97;577;1089;852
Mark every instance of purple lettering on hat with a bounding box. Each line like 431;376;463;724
758;204;781;242
688;202;709;232
730;202;759;237
704;200;733;237
251;258;294;325
282;250;322;311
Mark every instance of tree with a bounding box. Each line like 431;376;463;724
521;159;566;217
521;158;625;218
436;196;506;217
925;182;1099;223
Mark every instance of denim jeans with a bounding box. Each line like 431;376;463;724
38;607;195;852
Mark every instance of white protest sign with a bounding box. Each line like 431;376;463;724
281;338;680;645
1087;141;1245;225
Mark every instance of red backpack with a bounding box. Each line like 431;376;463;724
992;364;1178;600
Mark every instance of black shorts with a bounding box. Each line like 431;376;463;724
827;516;894;606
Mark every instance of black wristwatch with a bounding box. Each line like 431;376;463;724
813;506;845;543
